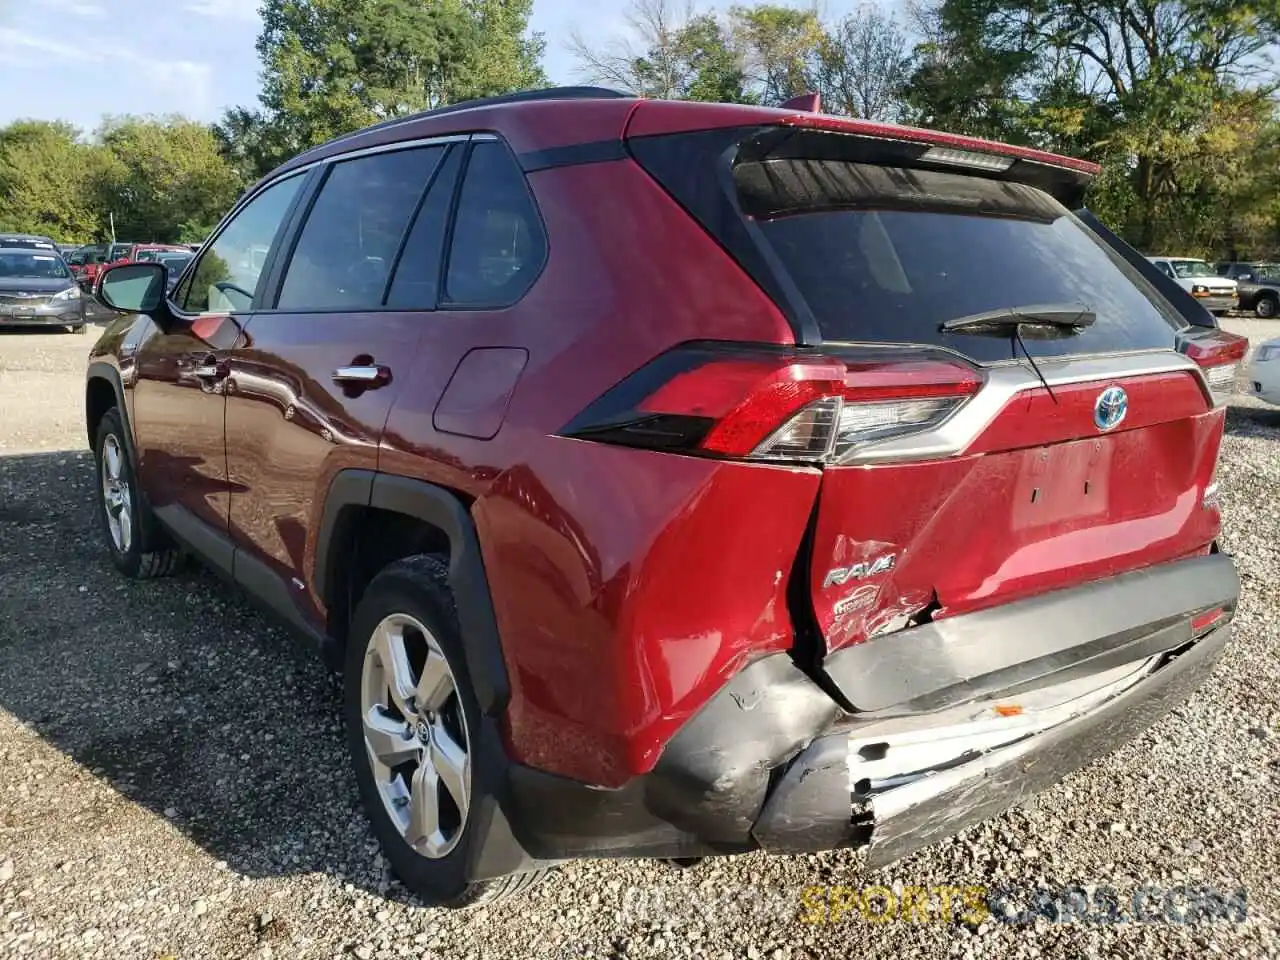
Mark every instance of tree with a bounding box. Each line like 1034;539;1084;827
214;106;297;186
0;121;108;241
96;117;242;243
728;4;824;104
568;0;752;102
252;0;546;156
901;0;1280;253
815;4;911;121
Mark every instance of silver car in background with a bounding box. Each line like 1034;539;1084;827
0;247;87;333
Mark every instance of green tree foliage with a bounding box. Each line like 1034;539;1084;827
568;0;753;101
95;117;242;244
0;121;107;241
248;0;545;163
728;4;824;104
0;117;240;244
901;0;1280;255
570;0;907;111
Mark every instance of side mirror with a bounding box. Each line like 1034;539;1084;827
98;262;168;314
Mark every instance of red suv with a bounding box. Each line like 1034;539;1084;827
86;87;1244;907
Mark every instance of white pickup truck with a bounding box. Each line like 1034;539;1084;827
1146;256;1238;315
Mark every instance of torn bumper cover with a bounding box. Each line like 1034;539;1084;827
752;620;1229;864
478;553;1238;878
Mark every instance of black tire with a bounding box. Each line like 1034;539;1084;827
344;555;546;908
93;408;180;579
71;324;87;334
1257;295;1278;319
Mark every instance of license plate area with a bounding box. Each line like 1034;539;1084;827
1012;438;1110;529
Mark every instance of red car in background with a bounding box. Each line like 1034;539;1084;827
72;242;138;287
111;243;191;266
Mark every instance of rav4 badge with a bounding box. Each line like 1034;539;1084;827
823;553;897;588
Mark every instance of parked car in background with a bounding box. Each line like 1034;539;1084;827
125;243;193;265
1248;338;1280;405
0;233;59;252
75;244;129;287
1214;262;1280;319
1147;256;1238;315
152;250;194;293
0;247;86;332
86;86;1243;908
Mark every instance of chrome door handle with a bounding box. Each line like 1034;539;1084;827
332;365;392;387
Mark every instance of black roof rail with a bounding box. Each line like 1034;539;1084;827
297;86;631;160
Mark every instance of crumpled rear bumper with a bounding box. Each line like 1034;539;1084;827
468;552;1239;880
752;619;1229;865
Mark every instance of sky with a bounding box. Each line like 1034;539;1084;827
0;0;630;132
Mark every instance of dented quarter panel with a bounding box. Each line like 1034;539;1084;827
811;373;1226;652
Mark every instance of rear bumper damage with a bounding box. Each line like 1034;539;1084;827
471;552;1239;879
753;619;1229;865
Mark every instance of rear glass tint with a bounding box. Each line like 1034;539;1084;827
736;159;1183;362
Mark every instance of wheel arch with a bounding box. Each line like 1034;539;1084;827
85;362;131;455
316;470;510;716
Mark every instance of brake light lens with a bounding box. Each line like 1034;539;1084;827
1180;330;1249;406
562;344;983;463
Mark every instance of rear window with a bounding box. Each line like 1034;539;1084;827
735;159;1184;362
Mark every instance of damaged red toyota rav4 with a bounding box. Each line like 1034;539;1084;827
85;88;1244;906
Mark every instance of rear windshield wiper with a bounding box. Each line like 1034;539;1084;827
940;303;1096;404
940;304;1096;334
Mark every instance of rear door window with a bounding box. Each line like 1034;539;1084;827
276;146;444;311
736;159;1184;362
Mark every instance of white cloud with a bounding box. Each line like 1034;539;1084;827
0;27;103;62
0;25;212;115
185;0;261;21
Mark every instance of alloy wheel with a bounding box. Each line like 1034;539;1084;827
100;434;132;554
360;613;471;859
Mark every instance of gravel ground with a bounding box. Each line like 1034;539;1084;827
1;318;1279;960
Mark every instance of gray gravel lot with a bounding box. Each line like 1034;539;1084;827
1;319;1279;959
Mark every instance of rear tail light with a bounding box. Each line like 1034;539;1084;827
561;344;983;463
1180;329;1249;407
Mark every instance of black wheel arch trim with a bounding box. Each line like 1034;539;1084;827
85;361;135;460
315;470;511;717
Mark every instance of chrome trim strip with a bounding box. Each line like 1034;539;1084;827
286;133;477;176
841;350;1206;465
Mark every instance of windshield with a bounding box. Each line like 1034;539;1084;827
157;253;193;269
1169;260;1215;279
0;252;70;279
737;159;1183;362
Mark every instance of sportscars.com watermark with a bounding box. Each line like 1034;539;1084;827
620;883;1247;927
